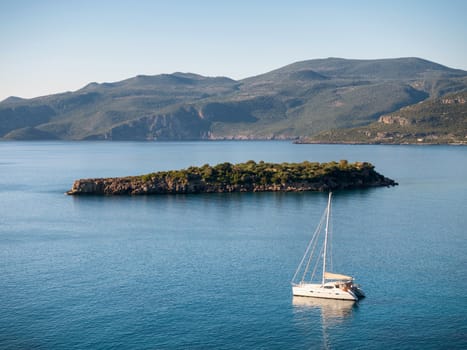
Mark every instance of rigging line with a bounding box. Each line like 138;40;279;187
310;242;324;282
300;209;327;282
302;215;325;282
292;216;322;283
291;208;327;284
328;199;333;272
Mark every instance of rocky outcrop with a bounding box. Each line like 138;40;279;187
378;115;412;126
108;107;211;141
66;161;397;195
440;96;466;105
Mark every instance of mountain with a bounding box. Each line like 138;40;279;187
305;90;467;144
1;57;467;141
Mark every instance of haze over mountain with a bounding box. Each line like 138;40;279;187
1;57;466;142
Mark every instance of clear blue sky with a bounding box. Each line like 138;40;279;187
1;0;466;101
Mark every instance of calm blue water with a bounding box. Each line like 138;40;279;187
0;141;466;349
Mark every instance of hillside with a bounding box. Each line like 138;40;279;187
1;57;467;141
305;91;467;144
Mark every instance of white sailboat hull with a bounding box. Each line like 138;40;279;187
292;283;358;301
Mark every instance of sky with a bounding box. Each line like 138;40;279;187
1;0;467;101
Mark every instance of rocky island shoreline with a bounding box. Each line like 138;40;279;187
66;160;397;196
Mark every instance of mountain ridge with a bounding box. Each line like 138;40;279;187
1;57;466;142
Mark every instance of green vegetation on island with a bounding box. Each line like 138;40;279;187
67;160;397;195
141;160;362;185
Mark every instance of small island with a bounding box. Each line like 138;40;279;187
66;160;397;196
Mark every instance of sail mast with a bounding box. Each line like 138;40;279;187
322;192;332;285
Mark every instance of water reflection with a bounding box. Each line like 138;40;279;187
292;296;356;323
293;297;356;349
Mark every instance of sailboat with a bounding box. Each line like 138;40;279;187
291;192;365;301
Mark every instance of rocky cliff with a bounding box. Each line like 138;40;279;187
66;160;397;195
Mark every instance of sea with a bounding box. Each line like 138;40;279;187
0;141;466;349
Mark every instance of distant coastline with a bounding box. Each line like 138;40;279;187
66;160;397;196
293;139;467;145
